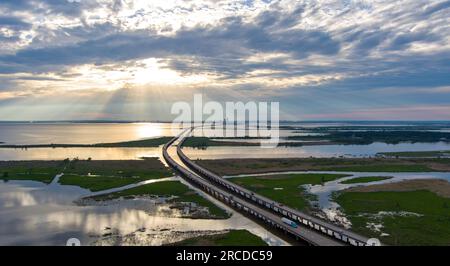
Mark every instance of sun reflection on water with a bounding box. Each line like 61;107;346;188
136;123;164;139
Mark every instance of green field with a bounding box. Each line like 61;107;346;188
334;190;450;245
167;230;267;246
59;174;154;191
231;173;348;211
0;161;63;184
65;159;172;180
93;137;173;147
182;137;261;149
340;176;393;184
320;164;433;172
90;181;229;219
195;157;450;176
1;173;56;184
0;159;172;189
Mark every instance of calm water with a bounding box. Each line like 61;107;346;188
3;142;450;162
2;123;450;160
0;124;288;245
183;142;450;159
0;178;287;246
0;123;175;145
2;121;450;145
0;122;304;145
0;147;164;161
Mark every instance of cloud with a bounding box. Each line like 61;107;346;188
0;0;101;16
0;15;340;76
0;16;32;30
0;0;31;10
0;0;449;120
301;105;450;121
423;0;450;16
387;31;439;51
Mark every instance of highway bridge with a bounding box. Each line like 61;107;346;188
163;129;374;246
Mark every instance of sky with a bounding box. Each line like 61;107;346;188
0;0;449;121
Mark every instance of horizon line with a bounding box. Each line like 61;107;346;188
1;120;450;123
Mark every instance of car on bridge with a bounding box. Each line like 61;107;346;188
281;217;298;228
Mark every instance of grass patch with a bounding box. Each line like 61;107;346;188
59;159;173;191
65;159;172;180
231;173;348;211
90;181;229;219
0;160;172;189
59;174;152;191
93;137;173;147
0;159;172;188
0;137;172;148
1;173;56;184
323;164;433;172
334;190;450;245
167;230;267;246
379;150;450;158
0;161;64;184
287;130;450;145
340;176;393;184
195;157;449;176
182;137;260;149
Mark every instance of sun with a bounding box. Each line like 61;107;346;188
137;123;163;139
131;58;209;85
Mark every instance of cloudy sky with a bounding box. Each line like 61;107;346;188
0;0;449;121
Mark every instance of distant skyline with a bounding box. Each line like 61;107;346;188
1;0;450;121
